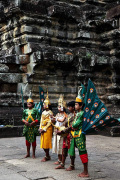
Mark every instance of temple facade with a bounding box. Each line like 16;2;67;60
0;0;120;125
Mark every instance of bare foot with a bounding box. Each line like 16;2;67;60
78;172;89;177
54;161;60;165
32;155;35;159
24;154;30;158
55;165;64;169
41;156;51;162
66;166;75;171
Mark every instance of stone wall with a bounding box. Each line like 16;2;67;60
0;0;120;126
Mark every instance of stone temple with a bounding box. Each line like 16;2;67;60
0;0;120;126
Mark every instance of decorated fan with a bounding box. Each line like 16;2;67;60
34;102;41;114
34;86;44;115
39;86;44;103
21;86;25;110
117;118;120;122
82;79;119;134
80;83;86;103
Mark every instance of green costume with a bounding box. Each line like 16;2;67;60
68;110;87;156
22;108;40;143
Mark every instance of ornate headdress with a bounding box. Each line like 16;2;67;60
27;90;34;103
44;90;51;108
75;86;83;103
58;94;67;109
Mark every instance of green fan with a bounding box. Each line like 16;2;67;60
82;79;119;134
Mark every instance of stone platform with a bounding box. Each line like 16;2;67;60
0;135;120;180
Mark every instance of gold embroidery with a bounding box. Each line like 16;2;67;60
26;112;34;122
71;129;82;138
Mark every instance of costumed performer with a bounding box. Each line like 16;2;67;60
22;98;40;158
52;95;68;165
68;94;89;177
39;91;53;162
55;101;76;170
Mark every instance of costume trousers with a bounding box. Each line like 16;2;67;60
68;136;88;164
52;133;63;155
26;140;36;147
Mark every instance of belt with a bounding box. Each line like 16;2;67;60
71;129;82;138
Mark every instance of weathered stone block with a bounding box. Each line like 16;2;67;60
96;56;109;65
0;55;28;65
106;5;120;19
13;27;21;37
17;55;30;64
22;43;32;54
30;51;41;63
15;45;22;55
19;65;27;72
0;83;17;93
0;73;22;83
0;64;9;72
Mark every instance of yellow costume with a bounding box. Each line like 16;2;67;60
40;91;53;149
40;110;53;149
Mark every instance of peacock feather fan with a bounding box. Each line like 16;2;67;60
82;79;119;134
80;83;87;103
34;86;44;116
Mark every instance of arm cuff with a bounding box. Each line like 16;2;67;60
35;120;39;123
